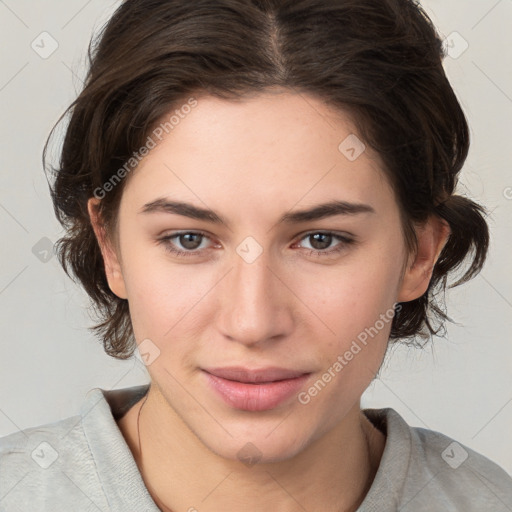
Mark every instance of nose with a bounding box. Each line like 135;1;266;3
216;247;294;347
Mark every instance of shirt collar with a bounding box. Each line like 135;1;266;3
80;384;157;512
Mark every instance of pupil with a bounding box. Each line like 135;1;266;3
311;233;331;250
181;233;201;250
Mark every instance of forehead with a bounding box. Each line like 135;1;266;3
121;91;394;219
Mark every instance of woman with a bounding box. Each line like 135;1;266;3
1;0;511;510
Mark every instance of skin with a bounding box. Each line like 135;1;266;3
88;88;449;512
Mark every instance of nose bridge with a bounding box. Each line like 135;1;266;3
218;243;291;345
232;248;271;305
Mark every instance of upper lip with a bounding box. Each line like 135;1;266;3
203;366;310;383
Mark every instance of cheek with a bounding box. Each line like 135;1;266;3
298;242;403;376
297;265;398;412
302;250;402;335
119;239;211;341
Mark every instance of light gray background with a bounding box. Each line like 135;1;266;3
1;0;511;474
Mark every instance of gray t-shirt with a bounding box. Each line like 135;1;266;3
1;384;511;511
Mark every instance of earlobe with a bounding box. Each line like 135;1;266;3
87;198;128;300
397;216;450;303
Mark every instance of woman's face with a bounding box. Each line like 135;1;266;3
92;90;416;461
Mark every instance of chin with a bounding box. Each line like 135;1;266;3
193;418;317;465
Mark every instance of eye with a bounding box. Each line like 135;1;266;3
294;231;356;257
158;231;215;257
157;230;356;259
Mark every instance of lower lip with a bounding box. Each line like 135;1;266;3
203;371;311;412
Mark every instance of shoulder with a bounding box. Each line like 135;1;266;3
367;407;512;511
0;413;88;473
409;422;512;506
0;405;108;510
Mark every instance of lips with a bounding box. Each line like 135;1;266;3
202;366;311;411
203;366;308;383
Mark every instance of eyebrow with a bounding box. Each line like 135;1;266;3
139;198;375;227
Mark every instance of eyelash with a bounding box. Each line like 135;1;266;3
157;230;356;259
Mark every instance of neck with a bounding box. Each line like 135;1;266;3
118;386;385;512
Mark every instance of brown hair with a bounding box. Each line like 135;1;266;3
44;0;489;359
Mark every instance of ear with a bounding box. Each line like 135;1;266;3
87;197;128;300
397;215;450;302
